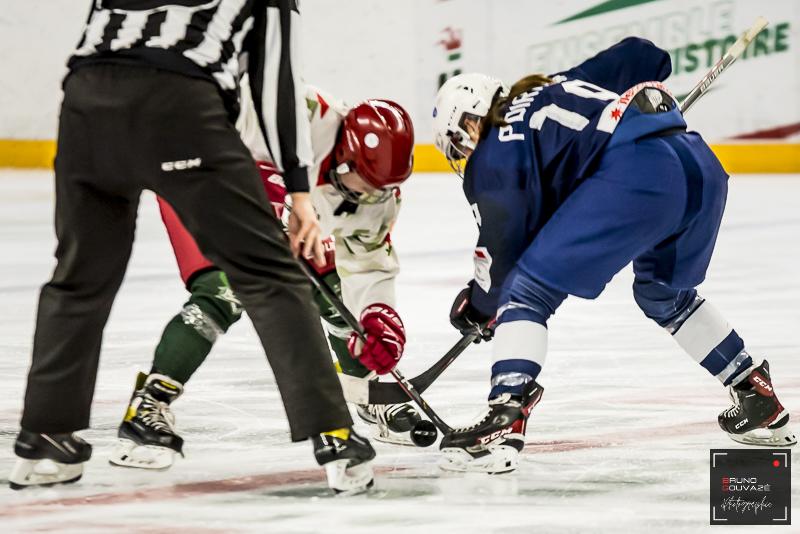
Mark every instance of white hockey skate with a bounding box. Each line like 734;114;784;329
718;360;797;447
9;430;92;490
727;423;797;447
322;460;375;495
109;372;184;469
356;402;422;446
440;443;520;474
10;459;85;490
312;428;376;494
110;439;178;470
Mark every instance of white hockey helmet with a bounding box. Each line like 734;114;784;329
432;73;507;166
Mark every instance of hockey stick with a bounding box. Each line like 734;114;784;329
340;331;479;405
279;204;477;405
297;258;454;437
292;19;769;419
679;16;768;113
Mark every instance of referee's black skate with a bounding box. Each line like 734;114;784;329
109;372;184;470
440;380;543;474
312;428;375;494
357;402;422;445
9;430;92;490
719;360;796;447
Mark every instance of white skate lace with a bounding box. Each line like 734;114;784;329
364;404;408;427
455;410;492;433
722;404;742;419
722;387;742;419
454;394;515;433
138;395;175;433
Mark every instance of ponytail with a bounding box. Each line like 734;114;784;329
482;74;553;137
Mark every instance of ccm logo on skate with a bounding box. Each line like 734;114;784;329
752;375;773;393
161;158;202;172
735;418;749;430
479;427;512;445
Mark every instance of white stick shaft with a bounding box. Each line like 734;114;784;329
726;16;769;59
680;16;768;113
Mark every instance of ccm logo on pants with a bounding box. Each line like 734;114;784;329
162;158;202;172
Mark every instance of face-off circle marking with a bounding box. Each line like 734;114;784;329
364;132;380;149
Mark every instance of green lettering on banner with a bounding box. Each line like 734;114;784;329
529;2;736;73
671;45;680;73
669;22;792;76
701;39;718;68
528;0;791;78
775;22;789;52
555;0;663;25
684;42;699;73
753;30;769;57
721;34;737;53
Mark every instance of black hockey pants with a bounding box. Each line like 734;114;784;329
21;64;352;441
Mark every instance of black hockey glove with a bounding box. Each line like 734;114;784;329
449;281;495;342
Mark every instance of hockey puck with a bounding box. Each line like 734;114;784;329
410;420;438;447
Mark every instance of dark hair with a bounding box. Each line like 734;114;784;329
482;74;553;137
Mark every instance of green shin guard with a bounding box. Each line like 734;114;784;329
153;316;212;384
152;270;243;384
313;270;371;379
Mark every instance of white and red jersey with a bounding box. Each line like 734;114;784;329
238;82;346;184
238;80;401;317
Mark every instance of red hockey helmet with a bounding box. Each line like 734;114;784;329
334;99;415;190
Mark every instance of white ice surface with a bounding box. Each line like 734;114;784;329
0;170;798;533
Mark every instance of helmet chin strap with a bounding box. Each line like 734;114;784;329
448;157;467;180
329;168;393;205
446;137;471;179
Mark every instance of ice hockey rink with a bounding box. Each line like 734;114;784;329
0;169;797;533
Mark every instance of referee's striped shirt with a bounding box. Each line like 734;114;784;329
69;0;313;192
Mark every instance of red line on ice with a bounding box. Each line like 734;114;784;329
1;419;716;517
0;466;397;518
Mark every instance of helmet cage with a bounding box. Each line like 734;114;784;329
432;73;507;179
444;112;482;178
329;167;395;205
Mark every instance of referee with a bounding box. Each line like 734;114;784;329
10;0;361;488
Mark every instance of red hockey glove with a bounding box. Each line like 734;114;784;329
310;237;336;276
258;160;336;275
450;281;495;341
257;161;288;219
348;304;406;375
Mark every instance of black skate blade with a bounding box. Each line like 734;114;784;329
487;463;518;475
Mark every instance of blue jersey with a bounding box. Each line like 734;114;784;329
465;37;687;315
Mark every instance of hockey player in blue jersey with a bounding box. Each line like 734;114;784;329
431;37;796;474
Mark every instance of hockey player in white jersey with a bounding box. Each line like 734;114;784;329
110;84;417;492
240;86;422;446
